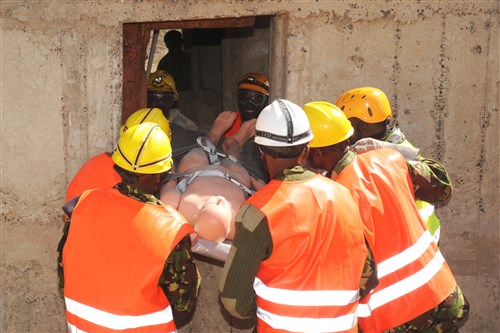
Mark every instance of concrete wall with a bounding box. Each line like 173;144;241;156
1;1;498;332
222;19;270;111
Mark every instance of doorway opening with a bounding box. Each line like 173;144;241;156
122;16;271;132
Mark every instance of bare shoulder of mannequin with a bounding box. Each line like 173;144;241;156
159;179;181;209
176;148;210;173
250;176;267;191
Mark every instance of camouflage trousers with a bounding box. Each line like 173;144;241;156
385;285;470;333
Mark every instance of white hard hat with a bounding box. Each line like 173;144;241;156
254;99;314;147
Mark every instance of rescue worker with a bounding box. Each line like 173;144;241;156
58;122;201;331
303;101;469;333
65;107;171;202
219;99;373;333
219;72;271;183
157;30;191;92
336;87;452;244
147;69;198;131
224;72;270;137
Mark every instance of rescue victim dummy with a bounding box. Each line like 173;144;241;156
160;111;265;244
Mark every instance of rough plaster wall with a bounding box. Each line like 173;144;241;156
440;12;499;331
1;1;498;332
1;26;68;330
222;25;270;111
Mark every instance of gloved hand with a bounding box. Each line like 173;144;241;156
352;138;420;160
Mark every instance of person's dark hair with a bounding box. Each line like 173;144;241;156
355;118;390;141
319;139;350;153
113;164;139;184
164;30;182;49
258;144;307;159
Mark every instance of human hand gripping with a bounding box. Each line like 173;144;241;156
352;138;420;160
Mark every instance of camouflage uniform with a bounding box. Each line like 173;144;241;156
57;182;201;326
385;285;470;333
382;126;452;206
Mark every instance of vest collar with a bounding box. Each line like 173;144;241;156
332;150;356;179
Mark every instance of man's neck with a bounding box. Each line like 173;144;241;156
268;160;300;180
115;182;161;204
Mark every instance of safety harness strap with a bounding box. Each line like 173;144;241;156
164;136;264;193
196;137;221;165
176;169;255;196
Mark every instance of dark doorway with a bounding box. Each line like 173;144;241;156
122;16;270;132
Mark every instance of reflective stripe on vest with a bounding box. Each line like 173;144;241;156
65;297;174;331
357;249;446;317
416;200;441;244
67;323;176;333
254;277;358;332
257;308;357;333
377;230;434;278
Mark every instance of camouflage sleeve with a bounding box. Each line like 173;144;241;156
57;219;71;289
159;234;201;327
219;204;272;319
359;242;378;299
386;284;469;332
57;196;81;289
406;156;452;206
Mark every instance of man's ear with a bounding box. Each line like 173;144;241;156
303;145;310;159
357;120;367;133
298;145;310;167
308;147;322;159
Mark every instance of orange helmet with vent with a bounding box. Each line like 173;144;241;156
336;87;392;123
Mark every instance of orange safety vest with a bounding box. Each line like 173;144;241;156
63;188;194;332
66;152;121;202
334;148;456;333
247;174;368;333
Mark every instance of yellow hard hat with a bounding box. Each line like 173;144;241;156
303;101;354;148
238;72;270;96
120;108;171;140
335;87;392;123
112;122;173;174
147;70;179;100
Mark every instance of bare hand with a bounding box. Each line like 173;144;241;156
250;176;266;191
